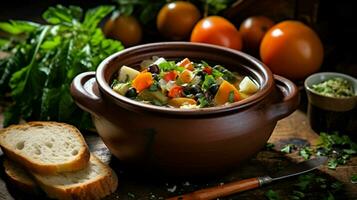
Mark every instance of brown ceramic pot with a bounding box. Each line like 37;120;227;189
71;42;299;176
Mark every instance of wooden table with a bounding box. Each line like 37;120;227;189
0;108;356;200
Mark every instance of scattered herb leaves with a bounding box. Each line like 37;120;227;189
290;173;343;200
318;132;357;169
281;144;295;154
265;142;275;150
276;132;356;170
299;146;313;160
265;189;280;200
351;174;357;184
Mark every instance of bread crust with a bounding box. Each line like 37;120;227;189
33;155;118;200
3;159;39;195
0;121;90;175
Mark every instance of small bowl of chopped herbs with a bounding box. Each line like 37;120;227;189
304;72;357;135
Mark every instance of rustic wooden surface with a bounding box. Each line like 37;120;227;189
0;107;356;200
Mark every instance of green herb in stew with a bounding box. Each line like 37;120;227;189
311;77;355;98
111;57;259;108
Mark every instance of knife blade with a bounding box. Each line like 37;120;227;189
167;156;328;200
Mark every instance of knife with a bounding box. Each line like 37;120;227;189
167;156;328;200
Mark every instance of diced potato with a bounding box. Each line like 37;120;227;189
239;92;250;99
118;65;140;82
168;98;197;108
153;57;167;65
239;76;259;94
180;104;200;109
113;83;130;95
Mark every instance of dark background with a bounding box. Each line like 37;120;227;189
0;0;356;77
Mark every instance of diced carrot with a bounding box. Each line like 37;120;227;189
214;80;240;105
203;66;212;75
178;58;194;71
168;98;197;108
168;85;183;98
179;69;193;83
132;72;153;92
164;71;178;82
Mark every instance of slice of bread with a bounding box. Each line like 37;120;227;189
32;154;118;200
3;158;39;194
0;121;90;174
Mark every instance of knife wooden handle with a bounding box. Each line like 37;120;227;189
167;177;263;200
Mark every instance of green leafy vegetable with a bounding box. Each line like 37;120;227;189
228;91;235;103
158;61;178;72
0;20;39;35
212;68;223;78
327;158;338;169
265;142;275;150
280;144;295;154
212;65;236;83
299;146;313;160
202;75;216;91
317;132;357;169
0;5;123;129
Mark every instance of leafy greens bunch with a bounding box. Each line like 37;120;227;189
0;5;123;129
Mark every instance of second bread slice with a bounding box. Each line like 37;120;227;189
0;121;90;174
33;154;118;200
3;158;39;194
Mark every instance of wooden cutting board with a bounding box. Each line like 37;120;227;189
0;108;356;200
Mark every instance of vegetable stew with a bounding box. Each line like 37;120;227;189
111;57;259;108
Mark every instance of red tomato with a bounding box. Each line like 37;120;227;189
190;16;243;51
203;66;212;75
103;15;142;47
260;20;323;80
239;16;274;53
168;86;183;98
157;1;201;40
164;71;178;82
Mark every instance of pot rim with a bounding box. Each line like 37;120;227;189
96;42;274;115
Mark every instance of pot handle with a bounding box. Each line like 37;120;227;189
70;72;104;115
266;75;300;121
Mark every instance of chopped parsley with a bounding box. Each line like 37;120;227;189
311;77;355;98
299;147;313;160
281;144;295;154
228;91;235;103
278;132;356;170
